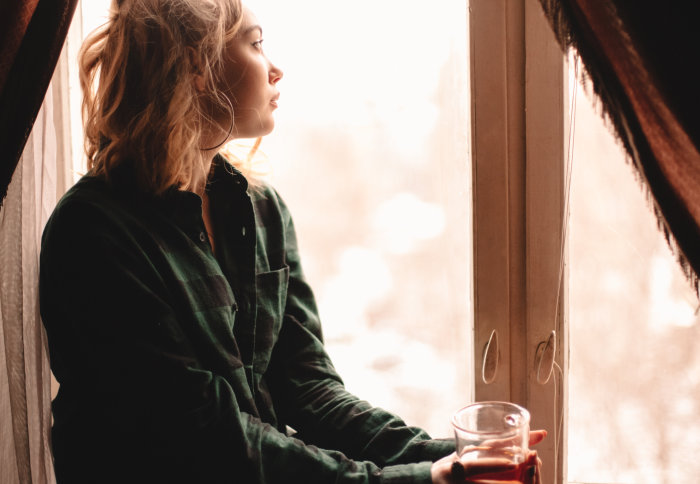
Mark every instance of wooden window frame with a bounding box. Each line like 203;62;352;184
470;0;568;482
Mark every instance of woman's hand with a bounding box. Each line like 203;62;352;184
430;453;517;484
521;450;542;484
430;430;546;484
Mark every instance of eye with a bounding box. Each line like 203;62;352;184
252;39;264;51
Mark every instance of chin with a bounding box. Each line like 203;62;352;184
237;119;275;139
255;119;275;138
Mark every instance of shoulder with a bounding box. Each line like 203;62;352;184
249;180;294;228
41;174;155;257
40;176;125;280
249;179;285;208
43;176;118;239
54;174;112;208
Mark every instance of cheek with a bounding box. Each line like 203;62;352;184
221;55;250;100
230;64;269;107
230;80;257;109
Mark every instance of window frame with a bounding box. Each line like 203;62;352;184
470;0;568;482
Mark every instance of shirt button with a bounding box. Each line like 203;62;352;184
241;226;246;237
199;231;206;242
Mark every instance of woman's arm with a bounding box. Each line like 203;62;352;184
265;190;455;467
41;192;438;484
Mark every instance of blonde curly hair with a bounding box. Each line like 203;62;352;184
79;0;246;194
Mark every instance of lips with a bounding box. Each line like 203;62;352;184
271;93;280;108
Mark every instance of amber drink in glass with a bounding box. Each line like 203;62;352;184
452;402;531;483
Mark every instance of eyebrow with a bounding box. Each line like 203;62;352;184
242;25;263;36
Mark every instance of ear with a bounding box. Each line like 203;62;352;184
186;47;206;92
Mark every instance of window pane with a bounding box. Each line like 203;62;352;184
246;0;472;437
568;76;700;482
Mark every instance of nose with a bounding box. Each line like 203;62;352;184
269;61;283;84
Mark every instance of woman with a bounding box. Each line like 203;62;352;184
40;0;542;482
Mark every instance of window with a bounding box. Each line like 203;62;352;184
469;0;567;481
567;67;700;483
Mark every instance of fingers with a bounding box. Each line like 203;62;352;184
523;451;542;484
523;463;536;484
454;447;544;484
464;458;517;477
529;429;547;446
524;451;538;466
465;481;522;484
451;458;515;481
450;460;465;481
452;457;518;482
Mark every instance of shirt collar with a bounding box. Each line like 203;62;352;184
205;154;251;206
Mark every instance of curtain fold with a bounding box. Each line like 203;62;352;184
0;1;77;482
0;81;58;484
538;0;700;290
0;0;78;207
0;2;40;92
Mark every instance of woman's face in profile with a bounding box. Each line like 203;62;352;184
219;6;283;139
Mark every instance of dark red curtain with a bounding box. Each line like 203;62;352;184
0;0;78;208
538;0;700;290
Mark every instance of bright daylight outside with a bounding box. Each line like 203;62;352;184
72;0;472;438
567;71;700;482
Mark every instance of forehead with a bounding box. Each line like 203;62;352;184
239;6;261;34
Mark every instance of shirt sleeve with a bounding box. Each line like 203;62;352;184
40;197;441;484
266;191;456;467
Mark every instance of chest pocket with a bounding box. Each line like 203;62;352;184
253;265;289;373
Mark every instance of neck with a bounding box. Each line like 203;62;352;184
189;151;216;197
193;121;237;195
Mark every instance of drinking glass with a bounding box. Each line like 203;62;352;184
451;401;531;483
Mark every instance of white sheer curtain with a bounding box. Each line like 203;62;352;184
0;72;68;484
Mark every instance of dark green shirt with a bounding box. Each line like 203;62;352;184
40;156;453;483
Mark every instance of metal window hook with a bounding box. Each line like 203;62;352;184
481;329;499;384
535;330;557;385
